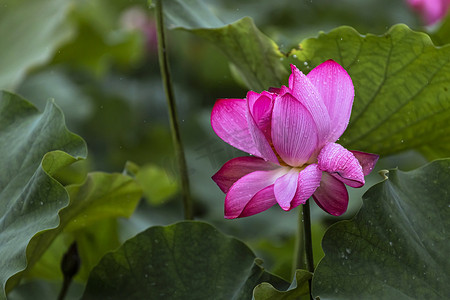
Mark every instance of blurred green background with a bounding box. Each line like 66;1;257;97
2;0;432;298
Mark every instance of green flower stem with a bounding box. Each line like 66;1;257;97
293;200;314;300
304;199;314;299
293;205;306;275
155;0;193;220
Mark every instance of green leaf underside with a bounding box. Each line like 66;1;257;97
253;269;312;300
0;91;87;298
163;0;288;92
291;24;450;158
312;159;450;299
82;221;289;300
0;0;74;90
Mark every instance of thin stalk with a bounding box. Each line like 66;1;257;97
155;0;193;220
57;278;71;300
293;205;306;277
57;242;80;300
304;199;315;299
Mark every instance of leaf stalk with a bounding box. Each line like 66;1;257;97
155;0;193;220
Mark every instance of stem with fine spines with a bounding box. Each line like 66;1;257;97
155;0;193;220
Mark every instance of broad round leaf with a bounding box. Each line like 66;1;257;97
82;221;289;300
312;159;450;299
291;24;450;159
23;172;142;282
0;91;87;297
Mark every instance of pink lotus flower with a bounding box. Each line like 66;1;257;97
407;0;450;25
211;60;379;219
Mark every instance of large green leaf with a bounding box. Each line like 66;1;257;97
291;24;450;159
0;91;87;299
0;0;74;90
82;221;289;300
63;172;142;232
312;159;450;299
21;172;142;283
162;0;288;91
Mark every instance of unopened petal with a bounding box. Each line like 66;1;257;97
274;168;300;210
289;64;331;145
239;185;277;218
246;92;279;163
212;156;279;193
313;172;349;216
350;150;379;176
225;168;287;219
272;92;318;166
211;98;260;157
318;142;365;188
290;164;322;209
249;92;274;142
307;60;354;143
